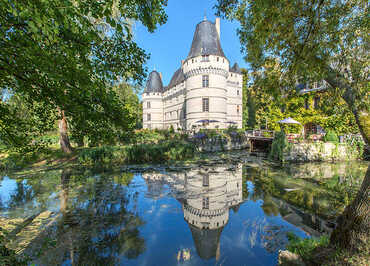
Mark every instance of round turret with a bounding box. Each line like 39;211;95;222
144;71;164;93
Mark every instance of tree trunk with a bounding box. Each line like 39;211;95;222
58;109;73;153
330;165;370;251
324;68;370;251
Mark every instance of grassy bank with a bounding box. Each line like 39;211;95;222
286;233;370;265
78;140;196;167
0;140;198;171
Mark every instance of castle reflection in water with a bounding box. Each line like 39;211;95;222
142;164;244;260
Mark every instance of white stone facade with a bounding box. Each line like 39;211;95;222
142;18;243;130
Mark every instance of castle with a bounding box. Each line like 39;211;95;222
142;164;244;260
142;18;243;130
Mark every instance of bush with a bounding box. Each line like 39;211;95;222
324;130;339;142
78;146;116;165
269;131;289;162
78;141;197;166
286;232;329;261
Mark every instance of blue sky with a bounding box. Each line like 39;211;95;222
133;0;249;88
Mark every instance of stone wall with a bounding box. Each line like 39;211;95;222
194;136;250;152
284;142;360;162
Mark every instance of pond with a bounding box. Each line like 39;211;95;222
0;158;368;265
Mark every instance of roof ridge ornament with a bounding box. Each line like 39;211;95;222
204;10;207;21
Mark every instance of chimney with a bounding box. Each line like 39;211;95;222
159;72;162;80
181;60;184;65
215;17;220;39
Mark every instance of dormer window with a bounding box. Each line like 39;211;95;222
202;55;210;62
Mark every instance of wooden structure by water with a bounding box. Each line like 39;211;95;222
246;130;275;152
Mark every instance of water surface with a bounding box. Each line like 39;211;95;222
0;160;367;265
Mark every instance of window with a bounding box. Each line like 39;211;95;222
217;57;219;62
202;75;209;88
314;96;320;109
202;174;209;187
192;59;194;63
147;101;151;108
237;105;240;114
147;113;151;121
237;90;239;96
202;98;209;112
202;55;209;62
202;197;209;209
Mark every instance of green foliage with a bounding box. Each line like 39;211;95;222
0;147;69;171
78;141;196;166
0;229;27;265
269;131;289;162
324;130;339;143
0;0;167;150
286;233;329;261
169;125;175;134
216;0;369;144
79;146;116;165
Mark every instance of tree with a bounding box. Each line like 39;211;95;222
0;0;167;152
216;0;369;252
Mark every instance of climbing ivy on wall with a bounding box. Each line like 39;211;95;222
241;71;359;135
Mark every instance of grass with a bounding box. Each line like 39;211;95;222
0;145;77;171
286;232;329;261
78;140;197;167
0;140;199;171
286;232;370;266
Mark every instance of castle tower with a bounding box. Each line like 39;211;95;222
142;71;164;129
141;18;243;130
182;18;229;130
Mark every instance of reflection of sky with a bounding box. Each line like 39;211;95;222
2;164;353;265
0;176;18;209
117;175;309;266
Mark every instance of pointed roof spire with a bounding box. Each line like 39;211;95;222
204;10;207;21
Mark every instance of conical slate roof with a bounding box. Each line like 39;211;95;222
167;68;185;89
145;71;163;93
188;223;223;260
230;63;242;74
187;20;225;59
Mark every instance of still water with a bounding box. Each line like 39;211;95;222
0;159;367;265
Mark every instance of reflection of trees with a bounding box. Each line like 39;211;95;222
243;163;367;220
25;170;146;265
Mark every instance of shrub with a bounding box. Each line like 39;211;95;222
286;232;329;261
78;146;116;165
323;130;339;142
78;141;197;166
269;131;289;162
